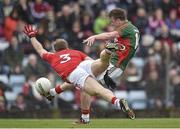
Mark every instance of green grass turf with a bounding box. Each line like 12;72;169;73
0;118;180;128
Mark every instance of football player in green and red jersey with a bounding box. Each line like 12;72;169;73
78;8;140;124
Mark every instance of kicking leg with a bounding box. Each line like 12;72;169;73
83;76;135;119
91;50;111;77
91;43;119;77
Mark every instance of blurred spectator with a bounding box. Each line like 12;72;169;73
12;20;32;54
93;10;109;34
103;0;117;12
15;0;33;24
159;0;176;18
2;0;14;17
11;64;23;75
11;93;27;111
23;54;47;78
29;0;52;23
71;3;81;20
4;8;19;41
144;0;158;15
166;9;180;42
0;96;6;112
68;21;84;50
0;1;4;24
56;5;75;32
3;35;23;71
133;7;148;35
145;70;165;109
172;43;180;65
143;55;162;81
46;9;56;33
22;75;36;100
89;0;103;18
47;72;56;87
153;40;167;69
177;3;180;18
127;0;144;20
36;24;48;45
169;67;180;107
0;80;11;112
148;8;165;37
0;62;9;74
81;13;93;38
125;62;142;90
166;9;180;30
159;25;173;46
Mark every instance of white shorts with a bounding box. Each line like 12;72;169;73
67;60;95;88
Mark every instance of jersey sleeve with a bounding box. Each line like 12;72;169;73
42;52;55;63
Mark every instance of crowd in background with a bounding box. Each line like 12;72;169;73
0;0;180;113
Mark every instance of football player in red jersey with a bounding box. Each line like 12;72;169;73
23;25;135;122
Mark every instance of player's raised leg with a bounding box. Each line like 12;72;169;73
91;43;119;77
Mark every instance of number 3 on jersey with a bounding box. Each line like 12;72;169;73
60;54;71;63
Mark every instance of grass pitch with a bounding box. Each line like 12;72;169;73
0;118;180;128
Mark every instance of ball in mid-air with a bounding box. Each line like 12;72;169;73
35;77;52;95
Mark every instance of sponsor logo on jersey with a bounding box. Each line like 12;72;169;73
114;38;126;51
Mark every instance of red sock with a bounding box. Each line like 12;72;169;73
55;85;63;94
111;96;117;104
81;109;90;115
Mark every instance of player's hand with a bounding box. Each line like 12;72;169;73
83;36;96;46
23;25;38;38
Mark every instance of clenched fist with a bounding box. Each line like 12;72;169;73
24;25;38;38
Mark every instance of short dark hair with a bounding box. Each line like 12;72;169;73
109;8;127;20
53;39;69;51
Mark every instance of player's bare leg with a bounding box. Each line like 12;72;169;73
83;76;135;119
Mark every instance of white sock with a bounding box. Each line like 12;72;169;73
81;114;90;122
114;99;121;109
49;88;57;96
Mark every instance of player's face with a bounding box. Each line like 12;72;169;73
110;17;119;27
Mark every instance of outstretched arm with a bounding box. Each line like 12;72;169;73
24;25;47;57
30;37;47;57
83;31;119;46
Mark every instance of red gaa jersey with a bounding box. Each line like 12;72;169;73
42;49;87;81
